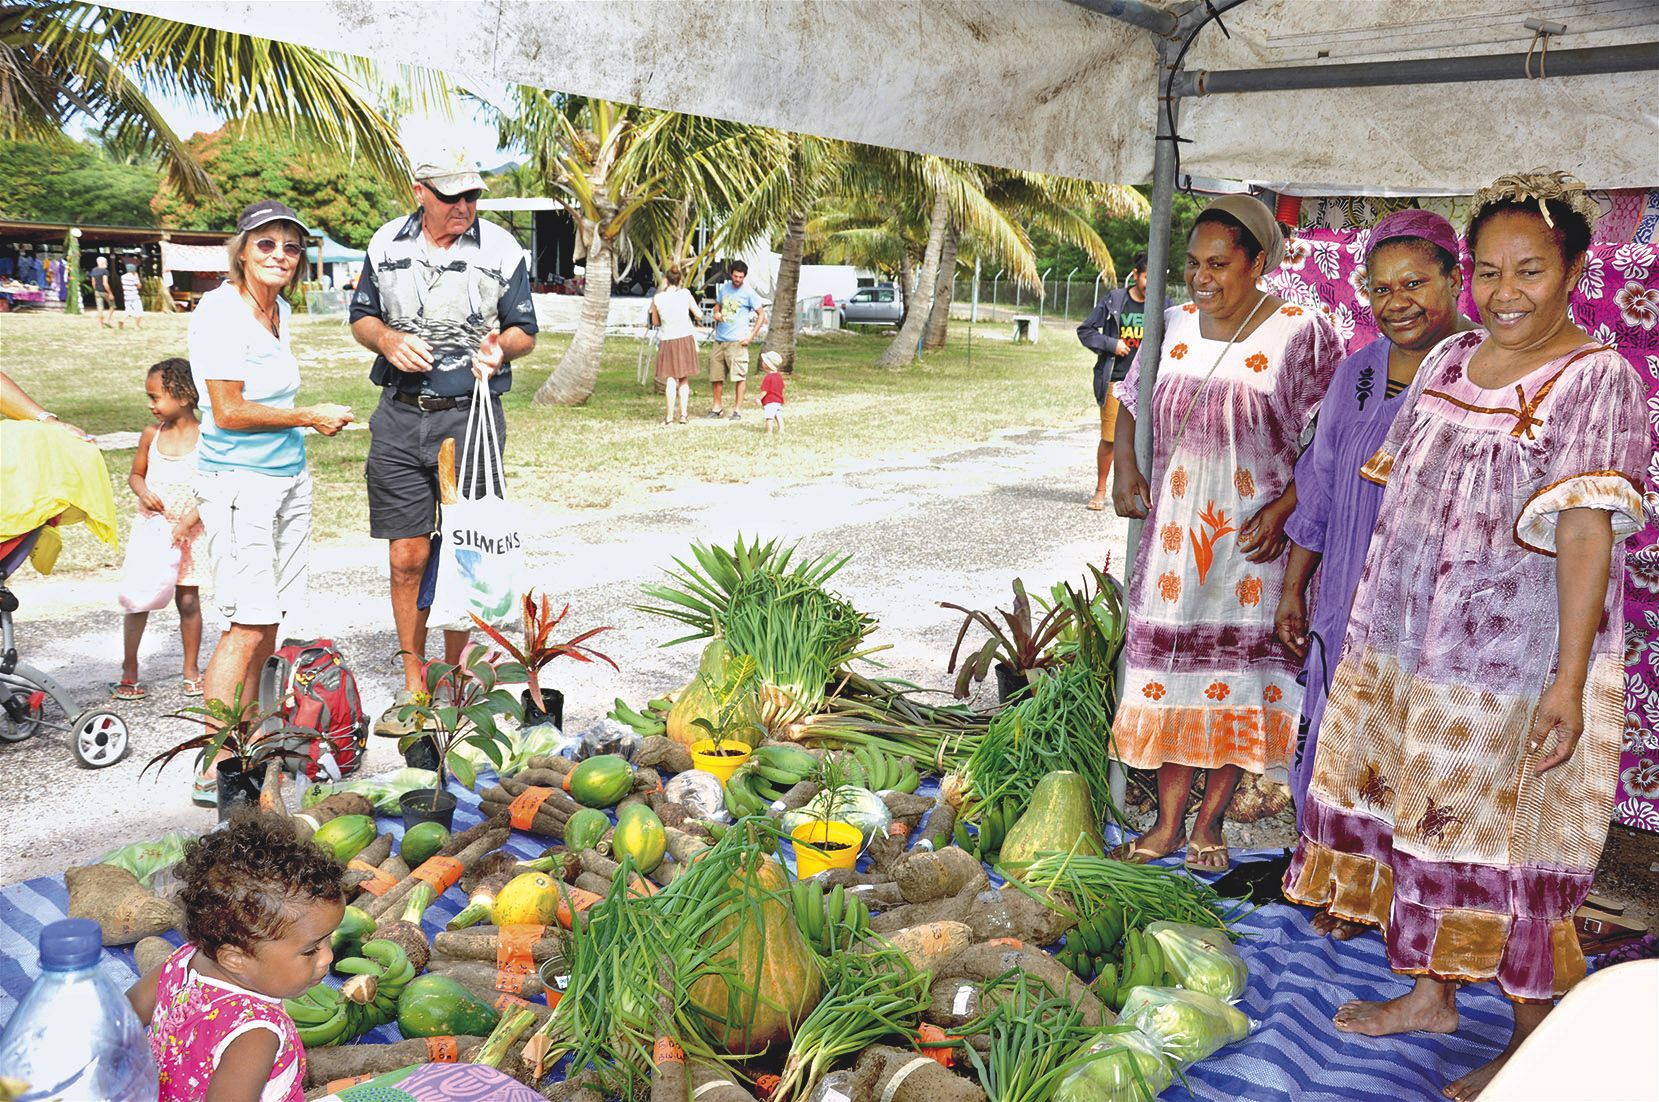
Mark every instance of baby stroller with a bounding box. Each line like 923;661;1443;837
0;523;129;767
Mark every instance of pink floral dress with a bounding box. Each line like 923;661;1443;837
148;943;305;1102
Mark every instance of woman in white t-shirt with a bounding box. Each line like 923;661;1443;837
650;264;703;424
185;199;354;804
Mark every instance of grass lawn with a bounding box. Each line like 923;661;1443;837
3;310;1097;574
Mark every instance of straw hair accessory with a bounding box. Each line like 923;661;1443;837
1469;171;1599;234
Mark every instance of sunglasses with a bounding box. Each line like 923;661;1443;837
428;186;482;205
253;238;304;259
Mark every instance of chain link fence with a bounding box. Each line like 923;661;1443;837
948;274;1188;327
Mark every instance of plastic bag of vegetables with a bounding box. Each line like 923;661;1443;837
1053;1026;1173;1102
1145;919;1249;1001
664;770;730;823
303;768;438;813
1118;985;1253;1069
97;832;196;888
781;786;891;849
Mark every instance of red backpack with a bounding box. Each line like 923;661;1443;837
258;639;370;781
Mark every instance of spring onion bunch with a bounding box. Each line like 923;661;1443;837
1018;846;1248;935
965;661;1121;826
955;970;1106;1102
637;536;883;733
788;671;991;772
771;944;930;1102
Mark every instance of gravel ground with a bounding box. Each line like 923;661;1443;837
6;417;1652;935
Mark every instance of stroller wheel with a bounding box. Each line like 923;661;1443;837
1;691;47;742
71;710;129;768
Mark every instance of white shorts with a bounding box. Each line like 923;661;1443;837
195;467;312;626
762;402;783;421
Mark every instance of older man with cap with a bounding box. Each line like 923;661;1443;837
350;151;539;734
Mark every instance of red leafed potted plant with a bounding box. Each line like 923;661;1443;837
471;591;618;729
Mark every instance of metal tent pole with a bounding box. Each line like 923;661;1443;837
1111;32;1183;819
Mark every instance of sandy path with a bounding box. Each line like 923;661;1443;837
1;422;1124;881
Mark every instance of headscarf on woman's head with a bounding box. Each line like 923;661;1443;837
1203;194;1286;273
1369;209;1460;263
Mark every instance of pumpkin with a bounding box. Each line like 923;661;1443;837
686;854;822;1055
998;771;1104;874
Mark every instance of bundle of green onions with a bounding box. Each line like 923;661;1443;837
964;661;1121;827
771;944;930;1102
787;671;991;772
1017;846;1247;934
638;536;883;732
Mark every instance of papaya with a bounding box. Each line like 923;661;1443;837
491;871;561;926
687;854;821;1055
310;814;377;862
612;804;667;873
998;771;1104;875
395;974;500;1038
399;821;450;868
563;808;611;852
329;905;377;972
567;755;634;808
666;639;729;747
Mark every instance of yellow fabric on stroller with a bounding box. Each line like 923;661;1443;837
0;421;118;574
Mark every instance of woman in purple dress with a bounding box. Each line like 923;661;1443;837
1273;210;1473;940
1284;173;1648;1101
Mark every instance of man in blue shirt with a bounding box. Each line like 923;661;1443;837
350;151;539;732
706;260;767;420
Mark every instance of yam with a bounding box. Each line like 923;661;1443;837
462;849;525;894
854;1045;986;1102
964;887;1072;945
633;735;694;775
523;755;577;778
894;847;987;904
864;831;906;874
369;918;430;972
301;1035;487;1089
363;818;509;918
427;957;544;1000
431;927;566;964
690;1062;760;1101
934;942;1112;1027
873;920;972;976
880;791;935;819
869;883;981;937
134;935;176;977
66;864;182;946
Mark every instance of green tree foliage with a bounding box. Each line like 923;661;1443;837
149;123;405;248
1030;185;1205;290
0;138;160;226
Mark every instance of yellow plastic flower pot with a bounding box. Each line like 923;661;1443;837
690;739;752;785
791;820;863;877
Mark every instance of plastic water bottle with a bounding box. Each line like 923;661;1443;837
0;918;159;1101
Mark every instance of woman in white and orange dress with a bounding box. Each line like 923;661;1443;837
1111;194;1343;871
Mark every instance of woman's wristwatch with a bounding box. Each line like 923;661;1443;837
33;410;58;422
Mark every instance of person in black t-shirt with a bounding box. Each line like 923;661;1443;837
90;257;114;328
1076;251;1152;510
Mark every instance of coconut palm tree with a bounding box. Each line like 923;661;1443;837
1;1;424;199
493;90;788;407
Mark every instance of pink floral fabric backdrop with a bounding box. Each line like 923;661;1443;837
1264;224;1659;833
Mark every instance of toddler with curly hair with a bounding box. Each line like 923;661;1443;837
128;813;344;1101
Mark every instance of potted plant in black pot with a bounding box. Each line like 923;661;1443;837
385;649;522;830
143;686;306;820
942;577;1074;703
469;591;618;730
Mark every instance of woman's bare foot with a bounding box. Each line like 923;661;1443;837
1311;912;1368;940
1334;976;1458;1036
1441;999;1550;1101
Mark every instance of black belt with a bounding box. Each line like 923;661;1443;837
391;390;473;412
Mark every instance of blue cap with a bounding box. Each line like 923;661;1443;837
39;918;103;969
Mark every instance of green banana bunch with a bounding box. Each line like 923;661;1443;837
846;745;920;793
1111;926;1176;1005
791;877;829;954
285;938;415;1047
752;744;818;787
954;800;1013;859
609;697;667;737
722;764;772;818
646;696;674;713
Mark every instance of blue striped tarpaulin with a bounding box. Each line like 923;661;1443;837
0;777;1515;1099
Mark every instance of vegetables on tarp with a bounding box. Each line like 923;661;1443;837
310;814;377;862
1144;920;1251;1002
65;864;181;945
997;771;1103;875
96;832;194;887
304;768;438;813
613;804;667;873
563;807;612;853
1118;985;1253;1069
399;821;450;868
566;755;635;807
396;973;502;1038
781;786;891;849
1052;1027;1173;1102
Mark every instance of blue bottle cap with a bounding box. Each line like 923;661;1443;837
39;918;103;969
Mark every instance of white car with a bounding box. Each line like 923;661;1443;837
840;285;903;326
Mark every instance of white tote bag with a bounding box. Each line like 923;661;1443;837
426;379;523;632
117;512;181;613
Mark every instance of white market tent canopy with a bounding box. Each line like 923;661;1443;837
113;0;1658;194
159;240;228;273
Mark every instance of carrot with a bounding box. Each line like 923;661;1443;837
301;1035;487;1089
